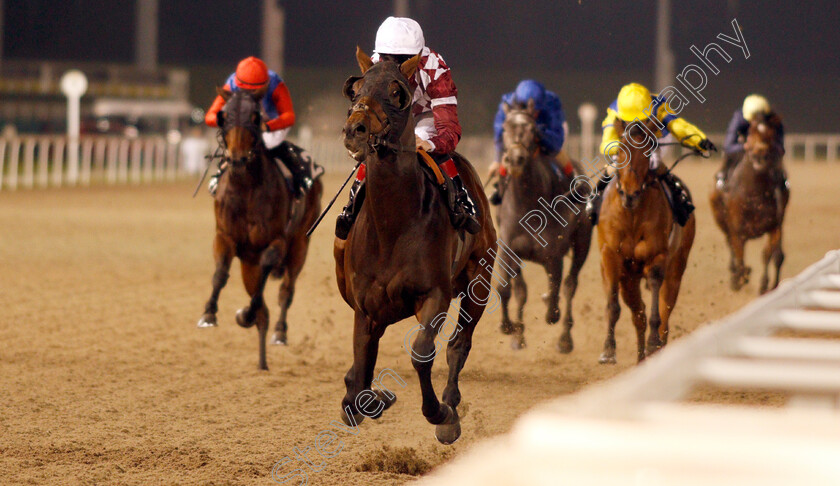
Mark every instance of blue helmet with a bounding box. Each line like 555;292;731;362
513;79;546;106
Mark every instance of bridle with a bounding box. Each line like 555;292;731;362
502;110;540;167
219;94;265;167
348;76;416;154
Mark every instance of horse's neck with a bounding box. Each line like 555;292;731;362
365;133;425;242
227;153;280;194
508;155;554;202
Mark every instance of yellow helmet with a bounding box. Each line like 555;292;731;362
742;94;770;122
616;83;653;122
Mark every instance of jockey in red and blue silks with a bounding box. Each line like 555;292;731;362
205;56;311;197
335;16;481;239
488;80;571;205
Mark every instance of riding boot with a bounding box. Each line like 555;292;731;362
657;169;694;226
586;176;611;225
489;177;507;206
450;175;482;234
335;179;366;240
716;151;742;189
268;142;312;198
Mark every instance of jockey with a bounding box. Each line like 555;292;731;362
717;94;785;188
591;82;717;225
335;16;480;240
205;56;312;197
488;79;571;205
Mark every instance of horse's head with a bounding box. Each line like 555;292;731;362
613;117;658;210
745;112;783;173
342;46;419;162
218;87;265;172
501;99;539;178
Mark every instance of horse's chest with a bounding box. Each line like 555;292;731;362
352;271;420;322
219;197;281;250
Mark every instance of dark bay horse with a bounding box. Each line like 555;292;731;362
335;47;497;444
495;102;592;351
196;88;323;370
711;112;788;294
597;118;695;364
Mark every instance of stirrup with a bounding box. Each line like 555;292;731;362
453;191;481;234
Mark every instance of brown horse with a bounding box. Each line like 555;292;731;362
495;102;592;351
335;47;497;444
711;112;788;294
597;118;695;364
196;88;323;370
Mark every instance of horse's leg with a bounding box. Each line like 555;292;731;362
238;262;270;371
599;251;621;364
543;256;563;326
197;233;235;328
728;233;749;291
620;273;647;363
272;235;307;345
510;273;528;350
659;219;694;346
236;241;286;370
496;252;515;336
411;289;458;443
769;227;784;292
558;225;592;354
339;311;388;426
644;256;667;357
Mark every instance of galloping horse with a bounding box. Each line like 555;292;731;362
197;89;323;370
597;118;695;364
495;102;592;351
711;112;788;294
335;48;496;444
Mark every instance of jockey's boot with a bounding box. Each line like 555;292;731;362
450;175;481;234
587;176;611;225
654;165;694;226
335;179;366;240
716;151;742;190
489;176;508;206
270;142;312;198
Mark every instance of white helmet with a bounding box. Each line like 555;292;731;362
374;17;425;55
742;94;770;122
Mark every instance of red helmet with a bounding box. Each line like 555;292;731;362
234;56;269;89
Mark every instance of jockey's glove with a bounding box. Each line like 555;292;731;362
699;139;717;152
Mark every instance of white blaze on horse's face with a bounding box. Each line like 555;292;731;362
503;111;537;177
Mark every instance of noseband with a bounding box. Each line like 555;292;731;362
349;95;415;154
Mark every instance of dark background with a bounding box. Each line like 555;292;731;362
5;0;838;134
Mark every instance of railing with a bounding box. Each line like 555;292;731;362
0;134;182;191
419;250;840;485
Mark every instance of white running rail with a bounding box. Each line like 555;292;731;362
420;250;840;486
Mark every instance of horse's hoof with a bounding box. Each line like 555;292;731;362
259;363;269;371
271;332;288;346
510;334;526;350
598;352;617;365
196;315;217;328
235;308;255;328
557;334;573;354
434;403;461;445
374;390;397;410
646;340;663;357
546;308;561;325
500;322;515;335
340;408;365;427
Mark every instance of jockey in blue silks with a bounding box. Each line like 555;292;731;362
489;79;570;205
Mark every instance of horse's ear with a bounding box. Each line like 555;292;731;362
502;102;511;115
343;76;362;100
400;53;421;81
356;46;374;74
526;98;537;116
216;86;232;101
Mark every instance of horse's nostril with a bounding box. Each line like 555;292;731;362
356;124;367;134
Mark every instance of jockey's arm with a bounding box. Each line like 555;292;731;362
724;110;748;154
493;100;507;162
264;82;296;132
663;111;708;151
599;108;620;157
204;86;231;127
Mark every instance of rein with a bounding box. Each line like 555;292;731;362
351;99;414;153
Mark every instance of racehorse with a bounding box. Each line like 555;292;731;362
196;88;323;370
710;112;788;294
335;47;497;444
495;102;592;351
597;118;695;364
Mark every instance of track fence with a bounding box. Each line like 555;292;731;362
419;249;840;485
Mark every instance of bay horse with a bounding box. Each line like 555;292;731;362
495;102;592;351
335;47;497;444
597;118;695;364
196;88;323;370
710;112;788;294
